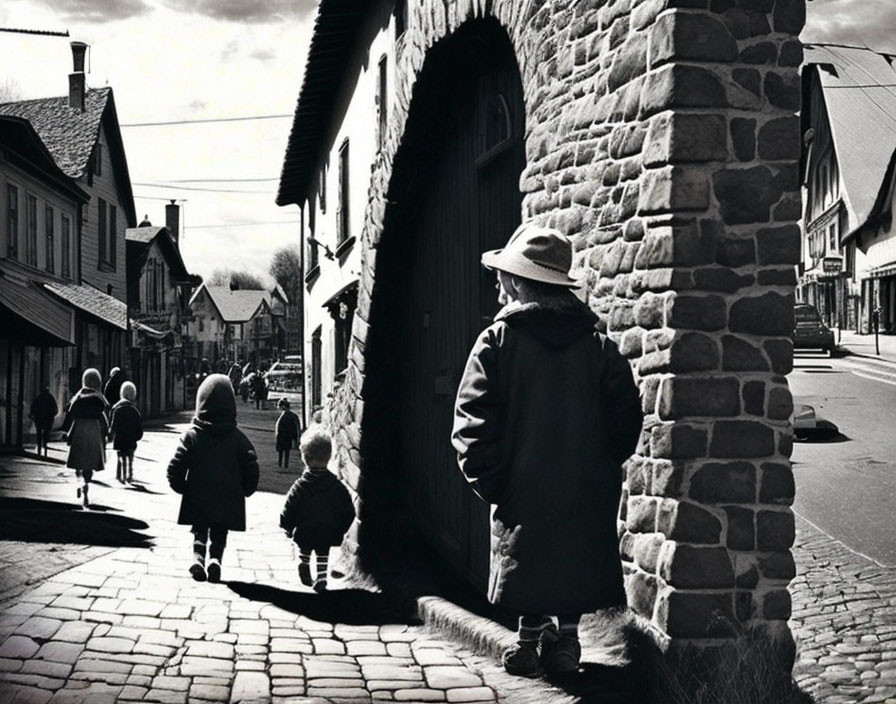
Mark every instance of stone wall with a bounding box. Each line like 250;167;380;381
325;0;805;657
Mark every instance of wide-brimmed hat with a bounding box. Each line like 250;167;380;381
481;222;579;287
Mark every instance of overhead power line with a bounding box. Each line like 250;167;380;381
133;194;190;201
156;177;279;183
185;221;301;229
121;114;292;127
0;27;69;36
132;181;273;194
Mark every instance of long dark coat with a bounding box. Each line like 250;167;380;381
452;300;643;615
280;468;355;549
30;389;58;431
63;389;109;472
275;410;301;452
167;375;259;531
104;371;124;406
109;399;143;452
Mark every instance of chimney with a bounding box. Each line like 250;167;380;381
166;200;180;246
68;41;88;112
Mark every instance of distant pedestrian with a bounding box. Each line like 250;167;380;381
103;367;124;406
228;362;242;392
252;372;268;410
452;223;643;677
167;374;259;583
29;386;58;457
275;398;301;469
280;426;355;592
63;369;109;510
109;381;143;484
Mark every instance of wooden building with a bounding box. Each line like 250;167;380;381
800;44;896;333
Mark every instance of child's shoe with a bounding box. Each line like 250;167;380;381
189;561;207;582
298;562;313;587
502;641;541;677
541;635;581;675
312;577;328;593
206;559;221;584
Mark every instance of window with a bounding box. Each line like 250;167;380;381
61;215;71;278
337;139;350;246
98;200;116;269
327;284;357;376
6;184;18;259
98;197;107;264
25;194;37;267
311;326;322;407
318;164;327;213
376;55;388;151
828;222;837;252
45;205;55;273
108;204;117;268
199;316;205;333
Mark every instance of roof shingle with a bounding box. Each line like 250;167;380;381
43;280;128;330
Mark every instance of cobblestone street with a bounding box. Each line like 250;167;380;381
0;418;567;704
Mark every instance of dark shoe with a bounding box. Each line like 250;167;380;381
542;635;581;675
503;642;541;677
206;559;221;584
189;562;207;582
298;562;313;586
312;578;328;593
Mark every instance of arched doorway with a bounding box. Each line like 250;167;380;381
360;18;526;590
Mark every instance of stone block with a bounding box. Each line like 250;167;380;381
758;550;796;581
764;71;800;111
619;327;644;357
657;590;736;638
669;332;720;372
644;112;728;166
626;571;660;618
659;376;740;418
657;498;723;543
778;39;803;66
659;544;735;588
650;422;708;459
641;64;728;118
634;532;667;572
608;33;649;92
757;117;800;161
628;496;658;532
635;292;667;328
735;558;759;588
759;462;795;505
710;420;775;457
650;11;738;66
732;68;761;97
764;339;793;374
651;460;687;496
773;0;806;34
756;224;800;266
730;118;756;161
757;268;797;286
740;41;777;64
762;589;792;620
638;166;710;213
767;386;792;420
722;335;769;371
742;379;765;415
693;266;752;293
756;510;795;550
667;293;727;331
713;165;783;224
729;292;793;336
715;234;755;268
724;505;755;550
690;461;756;503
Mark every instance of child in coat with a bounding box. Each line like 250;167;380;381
109;381;143;484
280;426;355;592
30;386;58;457
167;374;259;583
63;369;109;509
275;398;301;468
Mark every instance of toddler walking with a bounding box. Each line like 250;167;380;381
109;381;143;483
280;426;355;592
167;374;259;583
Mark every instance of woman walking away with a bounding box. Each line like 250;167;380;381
275;398;301;469
104;367;124;406
30;386;58;457
453;222;643;677
64;369;109;509
167;374;259;583
109;381;143;484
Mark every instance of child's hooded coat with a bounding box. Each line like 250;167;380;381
167;374;259;530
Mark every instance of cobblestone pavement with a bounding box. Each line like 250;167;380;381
791;516;896;704
0;423;570;704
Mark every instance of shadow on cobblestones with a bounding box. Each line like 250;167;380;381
227;581;422;626
0;497;153;548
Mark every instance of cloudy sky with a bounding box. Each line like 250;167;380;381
1;0;892;283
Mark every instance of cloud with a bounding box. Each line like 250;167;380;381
162;0;317;24
249;48;276;63
804;0;896;54
30;0;151;22
220;39;239;62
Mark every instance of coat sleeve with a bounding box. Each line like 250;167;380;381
238;434;260;497
598;336;643;466
452;326;506;504
279;481;301;532
135;412;143;443
167;431;194;494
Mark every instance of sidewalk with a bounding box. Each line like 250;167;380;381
0;421;570;704
835;328;896;365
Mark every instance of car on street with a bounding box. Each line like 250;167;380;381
264;356;304;407
793;303;835;355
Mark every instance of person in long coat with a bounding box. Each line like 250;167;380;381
109;381;143;483
103;367;124;406
167;374;259;583
274;398;301;468
64;369;109;509
452;223;643;677
30;386;58;457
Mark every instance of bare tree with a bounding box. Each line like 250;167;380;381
269;245;302;305
0;77;23;103
207;268;265;290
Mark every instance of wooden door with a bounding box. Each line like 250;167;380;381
397;35;526;590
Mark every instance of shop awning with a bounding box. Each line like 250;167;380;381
862;262;896;280
0;275;74;345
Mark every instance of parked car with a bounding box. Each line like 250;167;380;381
793;303;835;355
265;357;304;407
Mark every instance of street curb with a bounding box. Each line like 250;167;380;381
416;595;515;662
